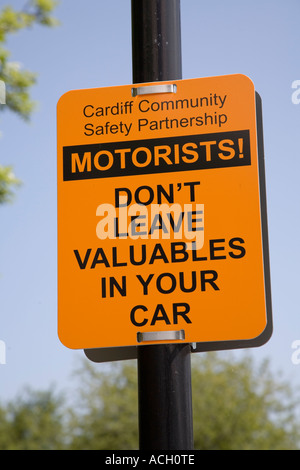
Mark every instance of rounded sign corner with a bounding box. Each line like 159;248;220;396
57;326;78;351
233;73;255;91
252;319;273;348
57;89;78;111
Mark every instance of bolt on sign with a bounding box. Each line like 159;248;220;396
57;74;272;351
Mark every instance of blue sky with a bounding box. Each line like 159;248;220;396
0;0;300;401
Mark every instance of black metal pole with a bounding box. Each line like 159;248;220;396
131;0;182;82
131;0;194;450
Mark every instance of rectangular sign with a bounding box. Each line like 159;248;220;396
57;74;272;352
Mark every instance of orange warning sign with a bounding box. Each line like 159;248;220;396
57;74;272;350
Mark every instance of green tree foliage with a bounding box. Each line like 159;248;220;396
0;353;299;450
0;0;58;203
68;362;139;450
0;164;20;203
0;387;65;450
191;353;300;450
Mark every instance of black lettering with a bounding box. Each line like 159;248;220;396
90;248;110;268
149;214;169;235
183;181;200;201
101;277;106;298
114;217;129;238
135;185;154;205
84;123;94;136
171;242;189;262
115;187;132;207
157;184;174;204
191;241;207;261
149;244;169;264
130;305;148;326
167;212;184;233
156;273;176;294
112;247;127;267
179;271;197;292
74;248;92;269
109;276;126;297
210;239;226;260
150;304;171;325
173;303;192;324
136;274;154;295
129;244;146;265
83;105;94;117
200;270;220;291
228;237;246;258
